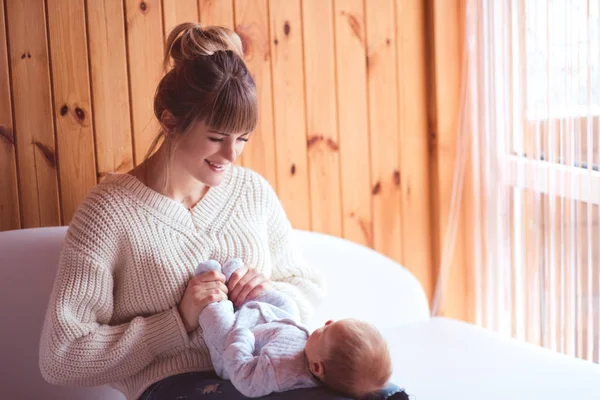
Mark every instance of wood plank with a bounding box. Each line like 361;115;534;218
125;0;165;164
163;0;199;38
46;0;97;224
5;0;60;228
333;0;372;246
199;0;234;28
268;0;310;230
87;0;134;181
396;0;434;301
430;0;468;320
0;0;20;231
301;0;342;237
365;0;402;262
234;0;277;189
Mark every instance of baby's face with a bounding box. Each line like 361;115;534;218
305;319;347;362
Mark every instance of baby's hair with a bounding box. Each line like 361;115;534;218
322;319;392;399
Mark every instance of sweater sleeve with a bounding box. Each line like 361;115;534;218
38;197;190;387
256;175;326;323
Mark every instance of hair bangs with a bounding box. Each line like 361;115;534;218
205;77;257;135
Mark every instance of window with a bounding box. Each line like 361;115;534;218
470;0;599;363
525;0;600;119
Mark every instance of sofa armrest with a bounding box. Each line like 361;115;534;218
292;230;430;331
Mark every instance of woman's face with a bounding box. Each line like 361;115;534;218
172;120;250;187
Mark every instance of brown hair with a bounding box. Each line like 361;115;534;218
322;320;392;399
145;22;257;161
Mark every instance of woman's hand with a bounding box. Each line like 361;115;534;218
227;265;271;307
178;270;228;333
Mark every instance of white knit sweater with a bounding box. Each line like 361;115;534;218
38;166;325;400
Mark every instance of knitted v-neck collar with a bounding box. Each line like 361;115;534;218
103;167;235;232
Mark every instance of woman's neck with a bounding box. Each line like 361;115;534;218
143;146;208;209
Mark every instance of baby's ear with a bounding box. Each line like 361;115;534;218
309;361;326;380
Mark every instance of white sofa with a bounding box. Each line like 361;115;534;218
1;227;599;400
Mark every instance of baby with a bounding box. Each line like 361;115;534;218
196;259;392;399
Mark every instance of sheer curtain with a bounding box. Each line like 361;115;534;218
467;0;599;362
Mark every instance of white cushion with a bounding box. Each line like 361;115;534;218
0;227;124;399
293;229;431;331
384;317;600;399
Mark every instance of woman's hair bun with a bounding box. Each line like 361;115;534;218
164;22;244;70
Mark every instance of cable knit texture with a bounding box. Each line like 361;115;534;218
38;166;325;400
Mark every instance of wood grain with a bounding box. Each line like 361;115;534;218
87;0;134;181
46;0;97;224
199;0;234;28
397;0;434;300
5;0;60;228
0;0;20;231
430;0;468;320
124;0;164;164
333;0;372;247
268;0;311;230
366;0;402;263
234;0;277;189
301;0;342;237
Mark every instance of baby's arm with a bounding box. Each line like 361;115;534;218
222;328;279;398
255;290;301;320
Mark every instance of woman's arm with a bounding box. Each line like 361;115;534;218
38;243;190;387
38;194;190;387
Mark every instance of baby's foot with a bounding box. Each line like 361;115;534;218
195;259;222;276
222;258;245;282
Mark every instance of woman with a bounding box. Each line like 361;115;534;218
39;23;404;400
38;22;319;399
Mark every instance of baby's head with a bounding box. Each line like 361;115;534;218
305;319;392;398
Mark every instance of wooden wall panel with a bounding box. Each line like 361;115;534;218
301;0;342;237
234;0;277;190
124;0;164;164
2;0;463;322
397;0;434;300
268;0;311;230
87;0;134;181
5;0;60;228
333;0;372;247
46;0;97;224
199;0;234;28
429;0;470;320
0;0;20;231
163;0;199;37
365;0;402;262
